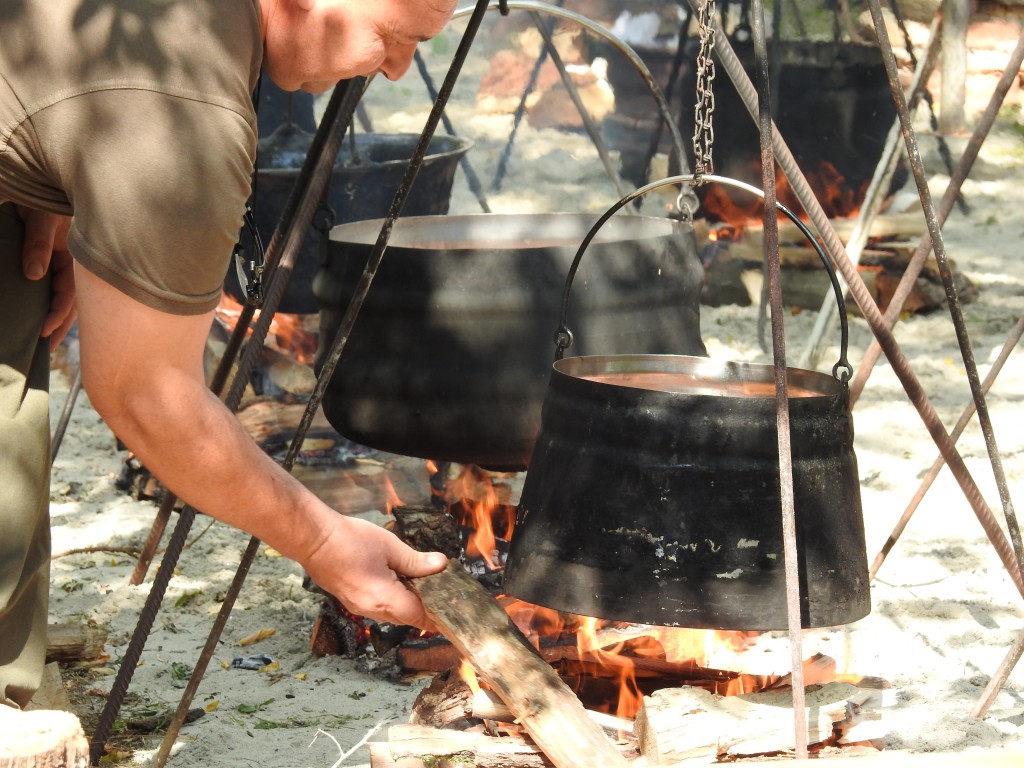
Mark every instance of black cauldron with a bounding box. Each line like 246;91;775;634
226;128;472;313
313;212;707;470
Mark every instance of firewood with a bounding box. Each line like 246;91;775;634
471;688;634;736
634;682;865;764
406;560;631;768
411;667;479;730
389;505;463;559
45;622;108;664
0;709;88;768
708;751;1024;767
397;633;464;673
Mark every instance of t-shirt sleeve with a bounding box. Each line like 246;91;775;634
56;90;256;316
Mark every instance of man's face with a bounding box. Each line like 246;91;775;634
262;0;458;93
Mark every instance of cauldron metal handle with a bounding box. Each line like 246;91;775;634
554;173;854;383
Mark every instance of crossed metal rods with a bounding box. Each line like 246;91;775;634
81;1;1024;761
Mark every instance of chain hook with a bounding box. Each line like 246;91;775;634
693;0;718;186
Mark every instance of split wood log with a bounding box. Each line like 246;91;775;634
0;709;89;768
634;682;869;764
25;663;74;713
46;622;108;664
705;750;1024;767
411;667;478;730
389;505;463;560
406;560;631;768
471;688;634;736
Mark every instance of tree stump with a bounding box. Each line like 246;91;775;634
0;709;89;768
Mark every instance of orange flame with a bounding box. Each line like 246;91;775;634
429;464;516;570
427;464;805;713
215;292;318;365
459;659;481;694
381;475;404;516
576;617;643;720
699;160;866;228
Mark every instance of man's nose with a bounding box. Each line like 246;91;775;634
379;42;418;80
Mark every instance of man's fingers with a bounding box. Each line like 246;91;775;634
16;206;59;280
45;310;77;352
394;548;449;579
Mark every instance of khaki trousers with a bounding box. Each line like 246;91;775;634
0;203;51;709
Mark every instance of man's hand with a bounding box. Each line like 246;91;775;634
303;516;448;630
16;206;76;350
73;263;446;631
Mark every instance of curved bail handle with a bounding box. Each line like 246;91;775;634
554;174;854;383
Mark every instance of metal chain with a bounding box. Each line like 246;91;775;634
693;0;717;182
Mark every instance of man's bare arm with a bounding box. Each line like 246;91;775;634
73;263;445;628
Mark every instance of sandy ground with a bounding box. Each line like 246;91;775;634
41;10;1024;768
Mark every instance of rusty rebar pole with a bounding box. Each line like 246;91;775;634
848;27;1024;404
412;49;492;213
50;364;81;465
150;81;370;768
864;0;1023;574
798;17;942;370
749;0;807;757
686;0;1024;598
871;313;1024;580
531;10;634;200
973;627;1024;719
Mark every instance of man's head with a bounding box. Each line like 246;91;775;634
260;0;458;93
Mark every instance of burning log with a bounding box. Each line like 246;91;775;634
406;560;631;768
388;505;463;560
633;682;872;763
410;667;479;731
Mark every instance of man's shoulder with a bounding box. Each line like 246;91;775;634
0;0;262;117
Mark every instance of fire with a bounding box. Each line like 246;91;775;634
460;659;481;695
699;160;866;228
576;617;643;720
431;464;799;717
215;292;319;365
381;475;404;516
430;463;516;570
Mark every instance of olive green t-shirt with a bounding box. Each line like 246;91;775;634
0;0;262;315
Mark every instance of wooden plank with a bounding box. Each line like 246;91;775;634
406;560;631;768
634;682;862;763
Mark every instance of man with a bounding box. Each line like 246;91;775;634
0;0;458;713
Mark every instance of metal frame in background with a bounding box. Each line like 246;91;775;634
686;0;1024;719
105;2;701;761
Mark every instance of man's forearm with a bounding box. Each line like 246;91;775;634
108;372;334;564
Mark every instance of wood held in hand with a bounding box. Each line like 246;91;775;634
405;559;630;768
